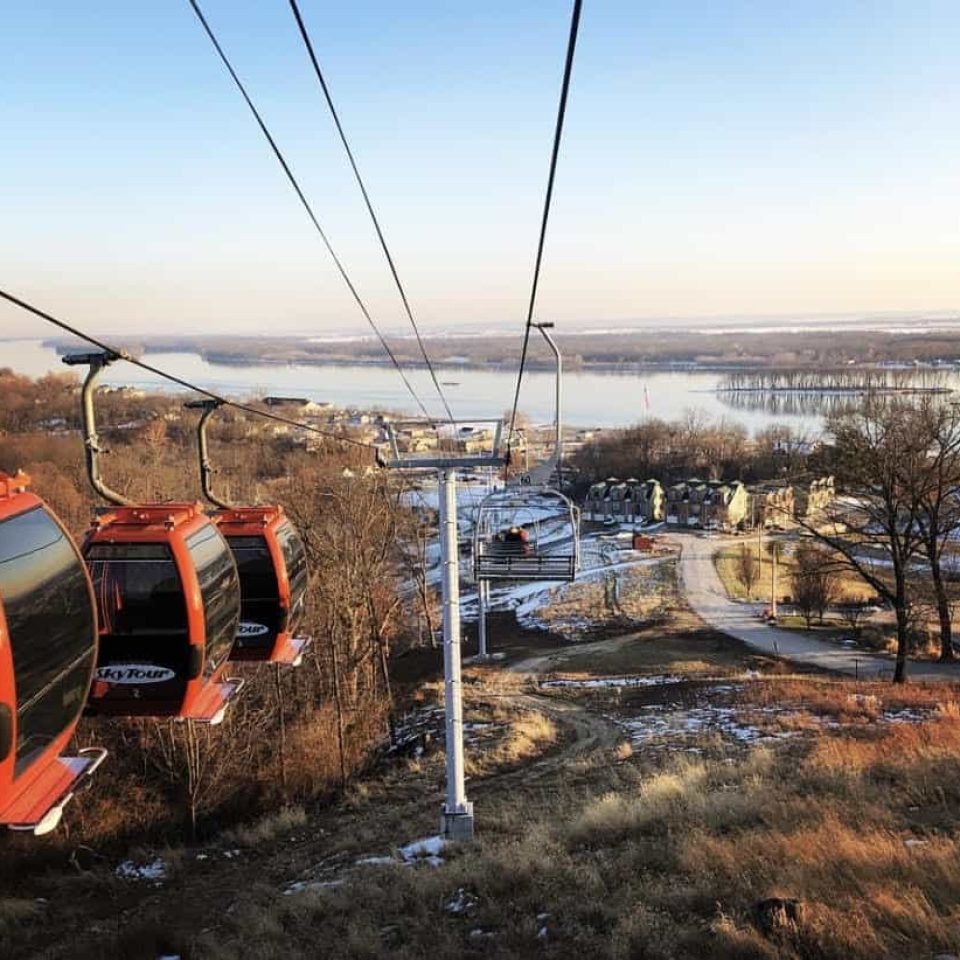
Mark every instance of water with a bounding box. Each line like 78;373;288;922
0;338;825;434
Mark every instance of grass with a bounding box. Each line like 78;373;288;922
221;806;308;849
9;585;960;959
529;606;784;679
532;560;678;639
715;544;869;605
26;673;958;960
181;703;960;959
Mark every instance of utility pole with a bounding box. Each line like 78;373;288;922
380;419;505;843
770;540;778;619
757;516;763;600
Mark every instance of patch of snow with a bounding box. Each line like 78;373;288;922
541;674;686;690
400;835;446;866
446;888;480;915
116;858;166;882
355;856;397;867
904;838;929;848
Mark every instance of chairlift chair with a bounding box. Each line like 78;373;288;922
473;487;580;581
184;399;311;666
63;352;243;724
0;471;107;834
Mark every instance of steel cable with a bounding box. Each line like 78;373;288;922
186;0;433;421
506;0;583;448
0;288;378;450
286;0;455;423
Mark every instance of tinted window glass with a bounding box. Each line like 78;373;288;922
0;506;95;776
186;524;240;671
226;535;279;601
86;542;187;636
277;523;308;594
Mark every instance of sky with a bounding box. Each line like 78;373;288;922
2;0;960;339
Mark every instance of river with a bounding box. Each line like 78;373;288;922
0;338;837;435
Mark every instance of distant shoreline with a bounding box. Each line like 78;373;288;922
27;339;960;377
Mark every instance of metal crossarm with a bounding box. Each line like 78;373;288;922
379;420;507;470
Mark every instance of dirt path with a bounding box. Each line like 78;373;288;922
509;630;644;676
491;692;623;786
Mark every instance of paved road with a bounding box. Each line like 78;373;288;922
676;533;960;682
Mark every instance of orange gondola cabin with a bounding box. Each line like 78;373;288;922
212;506;310;665
83;502;242;725
0;471;106;835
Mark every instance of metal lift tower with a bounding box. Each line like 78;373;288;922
380;419;507;841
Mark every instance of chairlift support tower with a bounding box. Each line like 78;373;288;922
381;419;507;842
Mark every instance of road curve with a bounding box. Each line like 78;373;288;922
676;533;960;682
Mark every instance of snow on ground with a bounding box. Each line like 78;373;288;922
618;700;936;753
115;858;167;882
284;835;448;896
446;888;480;915
284;879;345;895
400;835;447;866
556;674;933;753
541;674;688;690
621;701;768;749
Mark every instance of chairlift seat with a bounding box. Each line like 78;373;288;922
473;487;581;582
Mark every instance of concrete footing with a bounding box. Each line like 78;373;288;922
441;803;475;842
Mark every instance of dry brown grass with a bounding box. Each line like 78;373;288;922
742;677;960;718
181;702;960;960
715;545;869;604
10;625;960;960
221;806;308;849
532;560;677;638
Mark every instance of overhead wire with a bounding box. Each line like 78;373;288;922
506;0;583;449
285;0;455;424
185;0;434;422
0;288;378;450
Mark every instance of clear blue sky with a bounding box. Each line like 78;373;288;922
2;0;960;337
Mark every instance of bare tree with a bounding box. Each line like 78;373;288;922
912;401;960;661
794;398;931;682
837;600;872;638
736;543;760;597
790;544;840;628
397;493;441;648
